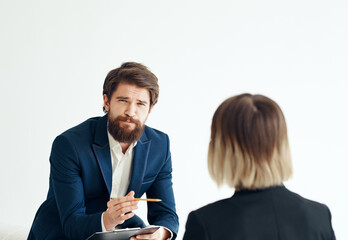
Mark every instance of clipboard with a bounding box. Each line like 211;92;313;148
86;226;160;240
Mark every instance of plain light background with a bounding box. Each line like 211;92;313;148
1;0;347;239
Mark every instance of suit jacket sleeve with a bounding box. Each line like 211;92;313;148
145;134;179;239
326;205;336;240
50;135;102;239
183;211;209;240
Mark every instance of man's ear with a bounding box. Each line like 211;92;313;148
103;94;110;112
148;105;154;114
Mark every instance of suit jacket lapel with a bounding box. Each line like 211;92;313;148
92;115;112;194
127;129;151;196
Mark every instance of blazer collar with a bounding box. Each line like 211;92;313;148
234;184;286;197
127;128;151;196
93;114;109;147
92;115;112;194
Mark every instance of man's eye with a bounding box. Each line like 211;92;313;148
137;102;145;106
119;99;127;102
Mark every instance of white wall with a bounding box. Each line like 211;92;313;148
1;0;347;239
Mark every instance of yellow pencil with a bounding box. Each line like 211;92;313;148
134;198;162;202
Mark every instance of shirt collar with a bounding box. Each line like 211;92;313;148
107;131;137;152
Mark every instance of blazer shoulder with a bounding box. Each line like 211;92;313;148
281;187;331;212
65;116;101;132
272;187;334;228
53;116;105;146
189;197;234;219
143;125;169;141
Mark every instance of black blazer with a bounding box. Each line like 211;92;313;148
183;186;335;240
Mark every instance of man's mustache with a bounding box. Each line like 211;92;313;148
117;116;140;124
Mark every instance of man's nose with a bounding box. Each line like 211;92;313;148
125;103;136;117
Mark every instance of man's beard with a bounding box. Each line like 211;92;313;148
108;115;145;143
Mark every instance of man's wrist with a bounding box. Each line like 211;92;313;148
102;211;116;231
162;226;173;240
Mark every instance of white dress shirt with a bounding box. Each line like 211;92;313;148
108;132;136;199
101;132;136;231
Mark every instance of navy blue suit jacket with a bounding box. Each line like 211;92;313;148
28;115;179;240
183;186;335;240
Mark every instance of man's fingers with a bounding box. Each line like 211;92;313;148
133;228;160;240
126;190;135;197
114;205;138;216
111;211;135;222
133;232;158;240
105;191;139;226
108;191;136;208
108;199;138;209
107;204;138;216
107;197;138;209
121;211;135;221
110;195;135;205
107;209;135;225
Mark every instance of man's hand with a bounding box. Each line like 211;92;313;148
130;225;171;240
103;191;139;231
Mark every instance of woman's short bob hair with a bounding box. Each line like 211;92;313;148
208;93;292;190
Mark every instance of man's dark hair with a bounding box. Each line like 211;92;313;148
103;62;159;113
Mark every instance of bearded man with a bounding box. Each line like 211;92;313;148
28;62;179;240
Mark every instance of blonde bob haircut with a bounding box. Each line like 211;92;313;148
208;93;292;190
